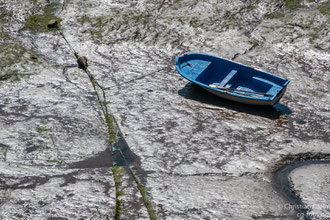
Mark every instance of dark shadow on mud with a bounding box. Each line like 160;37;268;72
69;125;139;169
112;128;136;166
69;148;113;169
69;129;136;169
178;82;292;120
272;153;330;220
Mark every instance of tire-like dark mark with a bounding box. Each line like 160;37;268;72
272;153;330;220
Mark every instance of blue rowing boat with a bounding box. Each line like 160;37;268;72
175;53;290;106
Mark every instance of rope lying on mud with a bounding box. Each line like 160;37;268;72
49;20;157;220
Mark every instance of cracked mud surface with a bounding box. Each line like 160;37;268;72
0;0;329;219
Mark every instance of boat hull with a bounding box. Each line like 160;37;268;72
204;86;287;106
176;53;290;106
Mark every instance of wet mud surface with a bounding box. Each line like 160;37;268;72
0;0;329;219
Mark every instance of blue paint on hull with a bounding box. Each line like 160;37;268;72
176;53;290;106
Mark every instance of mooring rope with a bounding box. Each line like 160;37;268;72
50;20;156;219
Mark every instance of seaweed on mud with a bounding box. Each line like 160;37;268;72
0;6;13;41
284;0;304;10
112;166;125;220
265;0;309;19
129;168;157;220
0;43;39;81
318;1;330;18
77;10;153;44
36;127;51;133
265;11;285;19
22;3;62;33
